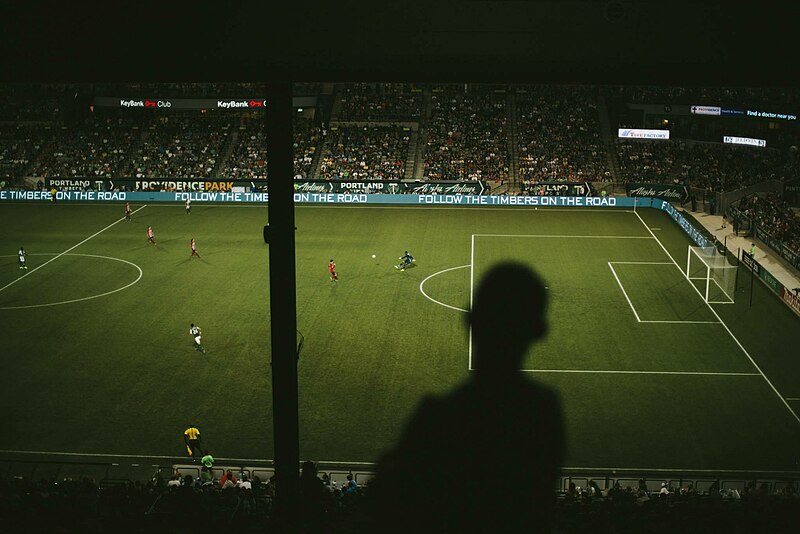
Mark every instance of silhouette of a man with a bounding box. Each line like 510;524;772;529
369;263;564;533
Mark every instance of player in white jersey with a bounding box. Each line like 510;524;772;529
190;323;206;353
18;247;27;269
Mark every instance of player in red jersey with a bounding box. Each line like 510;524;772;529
124;202;132;221
190;238;201;258
147;225;155;245
329;259;338;282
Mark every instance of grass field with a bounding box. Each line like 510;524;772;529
1;202;800;474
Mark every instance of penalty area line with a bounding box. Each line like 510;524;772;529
633;209;800;426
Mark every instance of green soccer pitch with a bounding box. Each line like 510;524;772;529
1;202;799;473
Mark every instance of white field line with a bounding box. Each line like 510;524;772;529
609;261;673;265
633;210;800;425
0;449;269;463
785;398;800;401
4;449;797;475
473;234;652;239
418;265;470;313
0;253;143;310
469;234;476;370
0;205;147;295
608;262;641;322
518;369;760;376
640;320;721;324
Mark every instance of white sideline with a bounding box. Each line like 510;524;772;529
610;261;673;265
518;369;759;376
473;234;652;239
0;205;147;295
4;449;798;474
468;234;476;370
640;320;720;324
0;449;269;463
633;210;800;425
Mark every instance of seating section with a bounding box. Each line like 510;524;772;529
338;83;422;122
317;125;410;180
423;86;510;181
133;116;229;180
517;85;611;183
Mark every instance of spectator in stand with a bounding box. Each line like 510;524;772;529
219;469;237;489
300;461;326;531
236;474;252;490
344;473;357;494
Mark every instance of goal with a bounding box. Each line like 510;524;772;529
686;246;738;304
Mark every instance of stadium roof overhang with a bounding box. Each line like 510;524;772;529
2;1;798;87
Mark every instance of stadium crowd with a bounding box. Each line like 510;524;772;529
602;85;800;108
2;469;799;534
30;118;139;180
317;125;410;180
222;117;268;180
293;116;323;179
677;143;793;192
614;140;685;184
423;86;510;181
0;124;45;183
132;116;228;180
735;193;800;253
337;84;421;122
516;85;611;183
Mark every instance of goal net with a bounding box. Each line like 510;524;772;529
686;246;738;304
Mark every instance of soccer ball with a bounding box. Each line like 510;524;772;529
371;254;376;259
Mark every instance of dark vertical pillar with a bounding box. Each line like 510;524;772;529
266;82;300;532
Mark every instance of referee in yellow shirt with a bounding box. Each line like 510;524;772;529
184;424;202;460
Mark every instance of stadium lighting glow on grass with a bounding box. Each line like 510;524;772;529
0;202;798;471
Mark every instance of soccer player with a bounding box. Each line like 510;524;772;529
147;225;155;245
185;198;191;214
190;323;206;353
18;247;27;270
124;202;132;220
184;424;202;460
190;238;201;258
329;259;338;282
395;251;415;271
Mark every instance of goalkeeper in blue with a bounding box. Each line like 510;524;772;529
395;251;415;271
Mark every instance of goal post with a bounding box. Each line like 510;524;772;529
686;246;738;304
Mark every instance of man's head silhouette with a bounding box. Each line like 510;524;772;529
468;262;548;372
